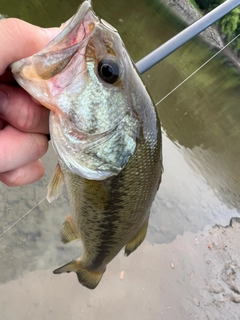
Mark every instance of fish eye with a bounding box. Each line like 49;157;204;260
98;58;120;84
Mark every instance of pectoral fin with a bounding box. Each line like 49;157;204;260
47;163;64;203
61;215;79;244
125;219;149;256
53;259;105;289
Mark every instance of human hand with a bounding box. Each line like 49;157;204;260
0;18;59;186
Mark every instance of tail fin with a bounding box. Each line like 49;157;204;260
53;259;105;289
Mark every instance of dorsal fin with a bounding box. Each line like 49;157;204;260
125;218;149;256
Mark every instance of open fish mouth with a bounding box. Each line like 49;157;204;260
11;1;98;83
11;0;140;181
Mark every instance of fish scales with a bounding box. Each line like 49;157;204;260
63;128;161;271
11;0;163;289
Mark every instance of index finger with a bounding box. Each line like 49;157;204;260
0;84;50;134
0;18;59;75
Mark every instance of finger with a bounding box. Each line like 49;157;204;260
0;18;60;75
0;85;49;134
0;125;48;172
0;159;44;186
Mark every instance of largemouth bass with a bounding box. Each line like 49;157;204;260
11;0;162;289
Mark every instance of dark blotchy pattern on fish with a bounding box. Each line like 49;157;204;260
62;127;162;272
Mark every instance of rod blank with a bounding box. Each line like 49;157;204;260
136;0;240;74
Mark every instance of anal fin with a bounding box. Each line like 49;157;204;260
60;215;79;244
125;219;149;256
47;163;64;203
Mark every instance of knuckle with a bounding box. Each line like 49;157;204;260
0;161;44;187
7;18;25;41
16;97;41;132
0;168;25;187
29;134;48;159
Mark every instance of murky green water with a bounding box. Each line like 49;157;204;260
0;0;240;318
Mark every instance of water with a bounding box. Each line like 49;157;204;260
0;0;240;319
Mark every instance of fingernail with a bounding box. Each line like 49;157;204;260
0;90;8;115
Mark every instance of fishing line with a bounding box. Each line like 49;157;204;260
0;197;46;238
155;33;240;106
1;35;239;239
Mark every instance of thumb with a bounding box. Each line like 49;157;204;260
0;18;60;75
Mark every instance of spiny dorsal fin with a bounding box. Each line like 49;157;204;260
125;218;149;256
61;215;79;244
47;163;64;203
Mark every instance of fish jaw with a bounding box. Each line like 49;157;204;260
50;110;138;180
11;0;98;112
11;0;140;180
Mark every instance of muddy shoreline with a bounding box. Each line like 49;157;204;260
1;216;240;319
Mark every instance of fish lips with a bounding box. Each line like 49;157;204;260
11;1;98;84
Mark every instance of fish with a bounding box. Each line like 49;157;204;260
11;0;163;289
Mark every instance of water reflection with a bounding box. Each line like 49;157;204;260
146;46;240;212
148;133;238;244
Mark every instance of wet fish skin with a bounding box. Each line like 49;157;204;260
11;0;163;289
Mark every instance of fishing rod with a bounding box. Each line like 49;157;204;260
136;0;240;74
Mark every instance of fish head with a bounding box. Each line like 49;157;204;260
12;1;154;180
